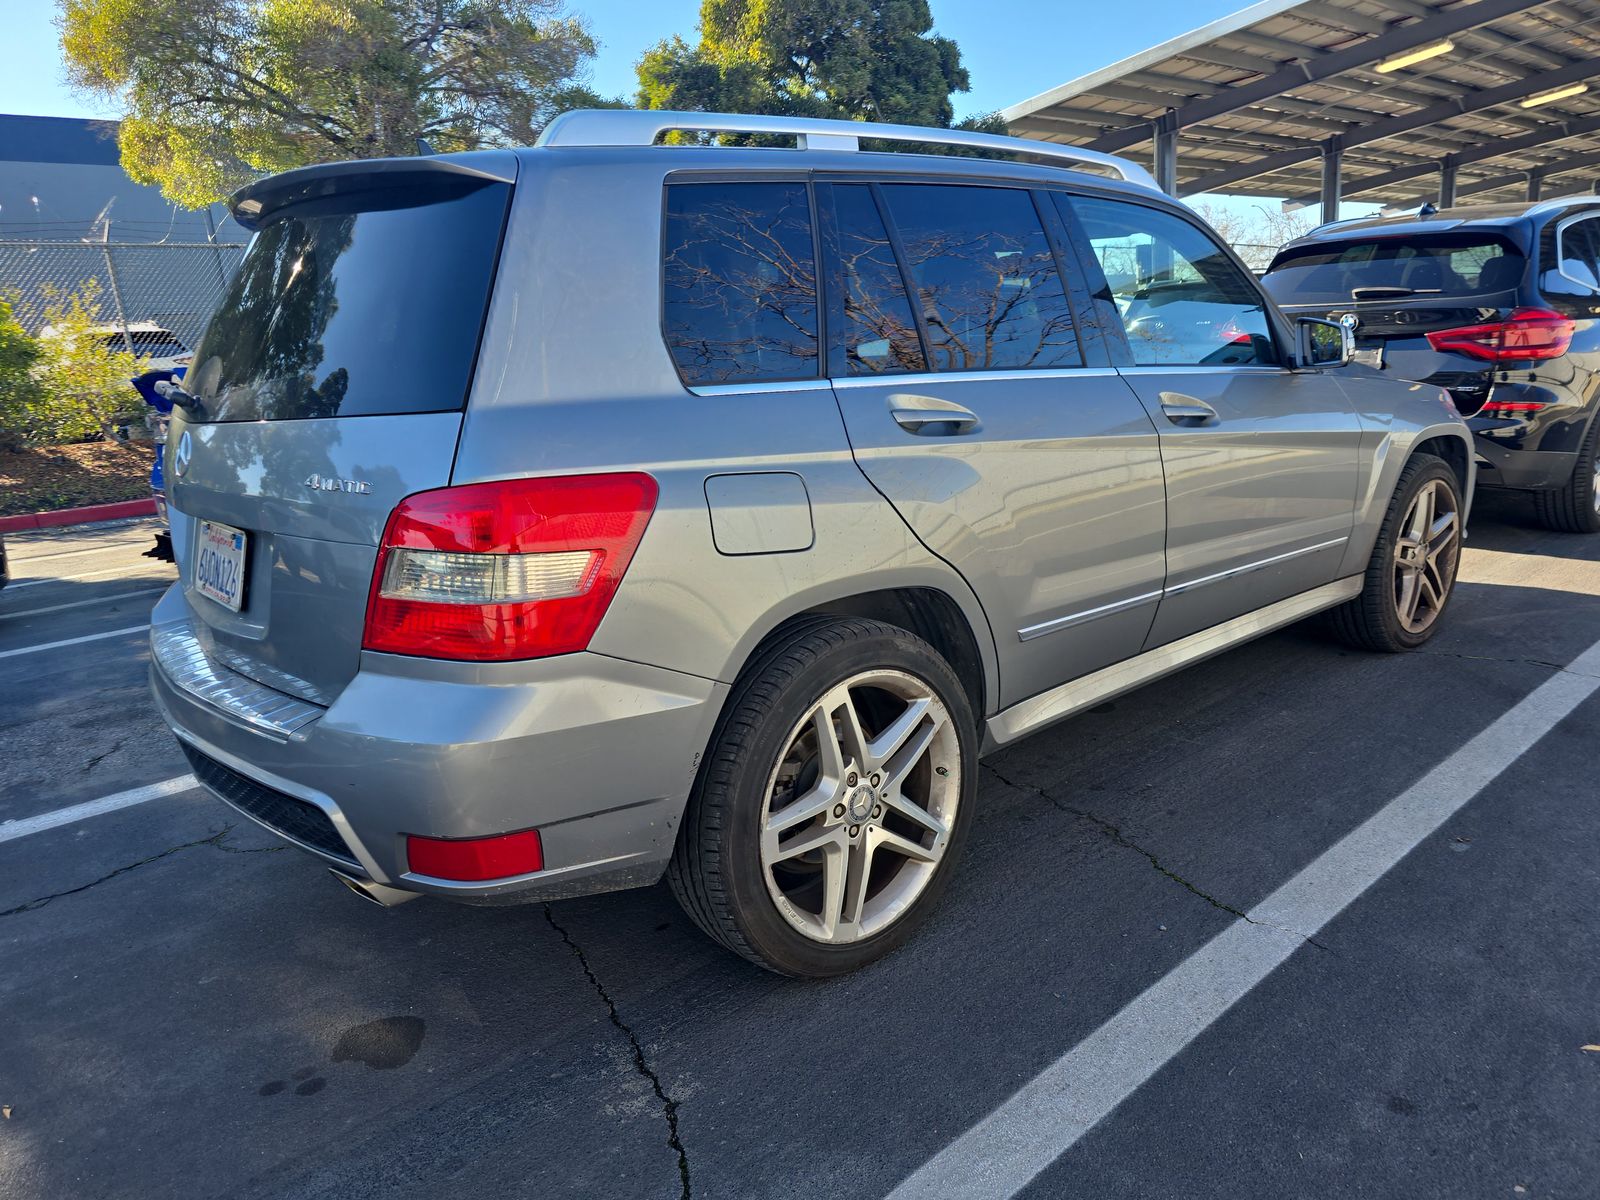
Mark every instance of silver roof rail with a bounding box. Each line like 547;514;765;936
536;109;1160;191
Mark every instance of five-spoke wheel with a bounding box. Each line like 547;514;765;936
669;618;976;977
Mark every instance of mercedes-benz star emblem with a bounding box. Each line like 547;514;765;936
173;430;193;477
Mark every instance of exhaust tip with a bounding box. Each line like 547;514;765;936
329;868;420;908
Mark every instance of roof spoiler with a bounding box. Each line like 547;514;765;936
228;155;516;229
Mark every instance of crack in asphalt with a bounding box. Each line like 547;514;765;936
83;734;131;774
543;904;691;1200
1414;649;1586;676
982;762;1330;951
0;825;285;918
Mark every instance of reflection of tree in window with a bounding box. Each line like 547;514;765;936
881;185;1080;372
663;183;819;385
831;185;925;375
192;214;354;420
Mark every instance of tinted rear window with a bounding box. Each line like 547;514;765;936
184;179;509;423
662;182;819;386
1262;234;1525;305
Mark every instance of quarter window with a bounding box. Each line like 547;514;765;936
662;182;819;386
878;184;1082;371
1070;196;1278;367
1552;217;1600;294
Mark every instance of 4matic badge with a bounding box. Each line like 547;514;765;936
304;474;372;495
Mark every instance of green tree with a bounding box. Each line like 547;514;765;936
637;0;973;129
60;0;608;207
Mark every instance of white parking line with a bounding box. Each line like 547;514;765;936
888;636;1600;1200
8;564;170;589
9;538;157;564
0;625;148;660
1;588;165;620
0;776;197;845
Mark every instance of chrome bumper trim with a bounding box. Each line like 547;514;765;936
151;619;325;740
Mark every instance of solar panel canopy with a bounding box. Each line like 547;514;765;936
1002;0;1600;214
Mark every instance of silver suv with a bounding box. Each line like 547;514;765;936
150;111;1474;977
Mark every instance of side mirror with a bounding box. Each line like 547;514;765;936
1297;316;1353;368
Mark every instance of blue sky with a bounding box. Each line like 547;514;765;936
4;0;1247;122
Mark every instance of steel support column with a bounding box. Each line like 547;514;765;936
1153;113;1179;196
1527;170;1544;202
1439;156;1458;209
1320;137;1343;225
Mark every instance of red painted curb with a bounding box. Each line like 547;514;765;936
0;498;157;534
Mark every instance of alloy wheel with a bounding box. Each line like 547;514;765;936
758;670;960;945
1393;478;1461;634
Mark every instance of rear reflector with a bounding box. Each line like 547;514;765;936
406;829;544;881
364;473;658;661
1425;307;1574;364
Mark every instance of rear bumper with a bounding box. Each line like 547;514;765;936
1470;438;1578;491
148;584;728;904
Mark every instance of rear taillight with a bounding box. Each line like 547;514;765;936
364;473;658;661
1479;399;1547;416
1425;307;1574;364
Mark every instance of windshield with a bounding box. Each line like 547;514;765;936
184;179;510;423
1262;233;1524;305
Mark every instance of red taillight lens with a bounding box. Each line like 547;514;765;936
363;473;658;661
406;829;544;881
1425;307;1575;364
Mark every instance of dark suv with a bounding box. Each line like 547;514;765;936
1262;197;1600;532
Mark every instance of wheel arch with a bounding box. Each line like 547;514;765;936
750;587;992;725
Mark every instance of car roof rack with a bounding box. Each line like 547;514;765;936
536;109;1160;191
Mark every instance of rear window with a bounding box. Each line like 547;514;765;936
1262;234;1525;305
184;179;510;423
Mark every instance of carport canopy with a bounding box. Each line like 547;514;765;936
1002;0;1600;220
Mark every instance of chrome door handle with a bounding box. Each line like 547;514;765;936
1158;391;1219;425
888;394;980;435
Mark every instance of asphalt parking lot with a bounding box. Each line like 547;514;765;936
2;498;1598;1200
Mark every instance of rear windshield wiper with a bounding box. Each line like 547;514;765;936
1349;286;1443;300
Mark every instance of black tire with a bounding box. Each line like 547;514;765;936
668;617;977;977
1533;416;1600;534
1327;453;1463;652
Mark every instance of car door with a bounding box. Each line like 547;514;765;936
1063;192;1363;648
819;179;1167;708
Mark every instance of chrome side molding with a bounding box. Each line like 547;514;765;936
988;575;1364;750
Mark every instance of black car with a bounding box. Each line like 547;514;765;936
1262;197;1600;532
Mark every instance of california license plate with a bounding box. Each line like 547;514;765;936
195;520;248;612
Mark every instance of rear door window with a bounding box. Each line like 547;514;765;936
185;179;510;423
823;184;927;375
877;184;1082;372
1069;195;1278;366
662;181;819;386
1262;233;1526;305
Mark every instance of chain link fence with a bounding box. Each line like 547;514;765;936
0;236;247;354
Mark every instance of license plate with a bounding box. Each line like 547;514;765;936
1352;345;1385;369
195;520;248;612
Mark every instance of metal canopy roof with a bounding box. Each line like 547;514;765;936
1002;0;1600;211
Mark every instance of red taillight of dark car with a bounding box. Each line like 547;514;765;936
363;473;659;661
1425;307;1575;364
